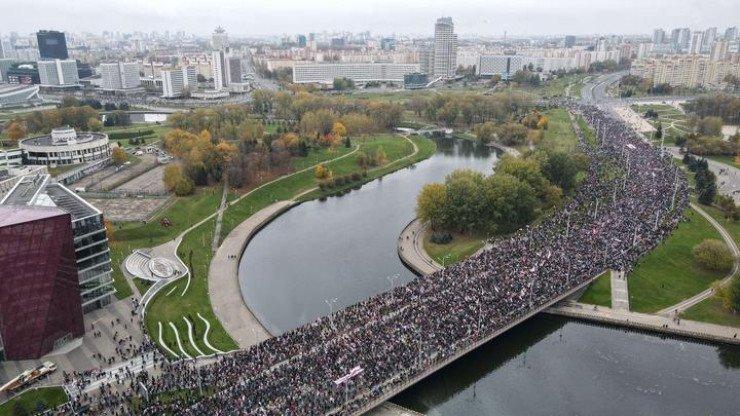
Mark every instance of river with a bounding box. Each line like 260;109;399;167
237;137;740;415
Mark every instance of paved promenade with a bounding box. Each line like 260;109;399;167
610;270;629;310
208;201;295;347
398;219;443;276
547;302;740;345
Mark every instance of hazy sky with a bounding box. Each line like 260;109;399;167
0;0;737;37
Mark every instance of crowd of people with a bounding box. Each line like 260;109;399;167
73;103;688;415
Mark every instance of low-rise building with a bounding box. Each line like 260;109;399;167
19;126;111;166
0;84;40;108
292;62;420;84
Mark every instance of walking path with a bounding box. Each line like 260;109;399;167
211;178;230;253
657;202;740;315
610;270;629;311
208;201;293;347
547;301;739;345
398;219;442;276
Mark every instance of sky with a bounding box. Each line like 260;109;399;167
0;0;737;37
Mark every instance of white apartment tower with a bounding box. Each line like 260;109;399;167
99;62;140;90
162;67;197;98
433;17;458;79
37;59;79;86
689;31;704;54
212;50;226;91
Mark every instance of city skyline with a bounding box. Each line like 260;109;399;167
0;0;737;37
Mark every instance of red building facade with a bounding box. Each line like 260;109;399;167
0;206;84;360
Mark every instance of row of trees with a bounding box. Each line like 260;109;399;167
683;154;717;205
684;94;740;124
408;91;534;127
417;150;586;235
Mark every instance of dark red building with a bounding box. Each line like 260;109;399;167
0;205;84;360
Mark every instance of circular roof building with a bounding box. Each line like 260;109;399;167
19;127;111;166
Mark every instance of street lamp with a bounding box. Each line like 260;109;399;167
324;297;339;331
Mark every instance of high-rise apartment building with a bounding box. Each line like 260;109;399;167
652;28;666;44
710;40;728;62
678;28;691;51
703;27;718;49
36;30;68;60
564;35;576;48
99;62;141;91
433;17;458;78
212;48;242;90
162;66;197;98
689;31;704;54
725;26;738;41
38;59;79;86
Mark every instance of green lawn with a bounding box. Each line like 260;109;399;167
423;232;485;266
630;104;689;145
541;108;579;153
682;296;740;328
578;271;611;307
0;387;68;416
144;135;435;356
627;208;728;313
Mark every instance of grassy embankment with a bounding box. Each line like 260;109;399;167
579;208;728;312
144;135;436;356
681;203;740;327
0;387;68;416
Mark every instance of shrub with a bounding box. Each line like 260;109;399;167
430;232;453;245
692;239;734;272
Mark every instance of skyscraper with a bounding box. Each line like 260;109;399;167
725;26;738;41
564;35;576;48
703;27;717;49
652;28;666;44
212;27;228;50
433;17;458;79
212;49;226;91
36;30;68;60
678;28;691;51
689;31;704;54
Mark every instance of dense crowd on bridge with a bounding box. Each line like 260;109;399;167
71;102;688;415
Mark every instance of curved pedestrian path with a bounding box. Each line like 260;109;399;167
398;219;443;276
657;202;740;315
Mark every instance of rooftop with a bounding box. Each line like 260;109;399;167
0;174;99;220
20;131;108;147
0;205;68;228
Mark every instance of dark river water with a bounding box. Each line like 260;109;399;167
238;137;740;415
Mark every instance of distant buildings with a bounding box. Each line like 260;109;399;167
162;66;197;98
477;55;526;79
404;72;429;89
99;62;141;91
432;17;458;78
36;30;68;60
0;84;40;108
292;62;420;84
630;54;740;89
689;31;704;54
564;35;576;48
37;59;79;87
652;29;666;45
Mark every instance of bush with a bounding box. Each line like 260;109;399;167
174;177;194;196
430;232;453;245
692;239;734;272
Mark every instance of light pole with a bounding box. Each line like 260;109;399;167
324;297;338;331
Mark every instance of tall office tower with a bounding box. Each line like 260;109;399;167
433;17;458;78
725;26;738;41
703;27;717;49
162;67;196;98
212;26;228;50
38;59;79;86
652;28;666;44
0;205;84;360
678;28;691;51
710;40;728;61
689;31;704;54
36;30;68;60
298;35;307;47
212;49;226;90
564;35;576;48
0;34;5;59
99;62;140;90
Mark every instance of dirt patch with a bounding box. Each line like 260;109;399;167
86;196;171;222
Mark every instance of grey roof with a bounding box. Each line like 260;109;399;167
0;174;99;220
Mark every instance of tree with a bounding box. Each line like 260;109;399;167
715;277;740;314
416;183;448;230
497;122;528;146
4;121;26;144
174;177;194;196
112;147;128;166
697;116;723;137
693;239;734;272
164;165;184;192
484;173;537;233
88;117;103;132
541;151;580;193
473;122;496;143
331;122;347;139
315;164;331;180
